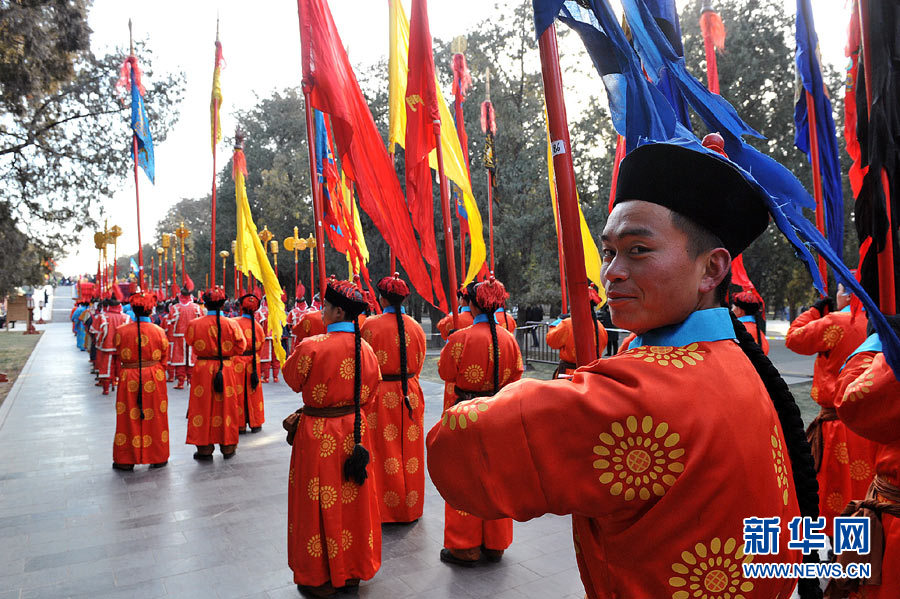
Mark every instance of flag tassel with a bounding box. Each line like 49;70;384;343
858;0;896;314
434;123;460;329
804;90;829;293
538;23;597;365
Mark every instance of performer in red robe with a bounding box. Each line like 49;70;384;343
112;292;170;470
546;285;608;377
731;290;770;355
833;333;900;599
493;307;516;333
287;298;309;354
293;308;326;343
256;299;281;383
436;288;474;341
96;298;132;395
185;288;247;459
427;143;815;597
785;285;874;533
163;301;176;382
436;277;523;566
283;280;382;596
169;289;204;389
235;294;265;433
360;274;427;523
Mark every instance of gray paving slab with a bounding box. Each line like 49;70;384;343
0;294;580;599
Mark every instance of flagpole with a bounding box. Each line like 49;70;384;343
127;21;145;290
804;90;829;293
388;151;397;274
302;87;328;297
435;123;460;330
554;199;568;313
858;0;896;314
538;23;596;365
209;22;221;289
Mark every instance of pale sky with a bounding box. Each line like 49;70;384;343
58;0;852;275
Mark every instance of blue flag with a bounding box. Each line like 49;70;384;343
313;110;344;239
534;0;900;376
130;257;139;273
642;0;691;130
794;0;844;261
130;69;155;184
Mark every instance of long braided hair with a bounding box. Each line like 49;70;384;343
129;293;157;422
474;277;509;394
203;288;228;394
377;274;414;418
729;315;822;599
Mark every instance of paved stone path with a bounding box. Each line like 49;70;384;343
0;296;581;599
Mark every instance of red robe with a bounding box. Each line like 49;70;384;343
235;315;266;428
112;320;170;464
427;313;801;599
546;316;608;375
437;318;523;552
184;313;248;446
287;306;306;353
360;311;427;523
494;309;517;333
95;307;131;380
292;310;327;343
738;317;770;355
283;327;383;587
168;299;204;367
256;306;274;363
786;307;875;530
436;309;474;341
836;349;900;599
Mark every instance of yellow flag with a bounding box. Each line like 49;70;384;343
388;0;408;154
388;0;486;284
210;40;224;154
544;109;606;301
233;150;287;364
341;172;370;263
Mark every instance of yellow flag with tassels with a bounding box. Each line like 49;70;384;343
232;138;286;364
210;38;225;154
544;108;606;301
387;0;486;284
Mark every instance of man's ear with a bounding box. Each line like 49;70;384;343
699;248;732;295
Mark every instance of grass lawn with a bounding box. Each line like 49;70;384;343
0;331;43;406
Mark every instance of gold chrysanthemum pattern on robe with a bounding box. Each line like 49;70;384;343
844;370;876;402
442;398;491;430
771;425;789;505
592;415;683;501
668;537;754;599
339;358;355;380
628;343;705;368
823;325;844;349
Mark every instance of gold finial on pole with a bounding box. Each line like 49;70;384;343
128;18;134;57
451;35;467;55
484;67;491;102
270;240;279;270
259;225;274;251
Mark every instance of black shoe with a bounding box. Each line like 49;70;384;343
250;426;262;433
238;427;247;435
222;451;236;460
439;548;479;567
150;461;168;469
112;462;134;471
192;452;213;461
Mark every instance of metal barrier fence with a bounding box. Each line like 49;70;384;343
516;321;631;369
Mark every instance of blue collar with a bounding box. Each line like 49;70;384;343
840;305;852;313
632;308;736;349
137;316;151;323
383;305;406;314
738;315;756;324
495;307;505;313
327;321;355;333
459;306;471;314
242;314;254;320
844;333;882;366
207;310;221;317
473;313;489;324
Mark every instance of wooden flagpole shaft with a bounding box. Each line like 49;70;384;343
434;123;460;330
487;172;495;273
132;135;145;289
388;150;397;274
804;90;829;294
538;24;596;364
210;98;219;289
858;0;895;314
302;88;328;298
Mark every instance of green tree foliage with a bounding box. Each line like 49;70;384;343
0;2;184;297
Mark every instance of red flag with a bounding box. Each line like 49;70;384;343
297;0;435;307
404;0;447;312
